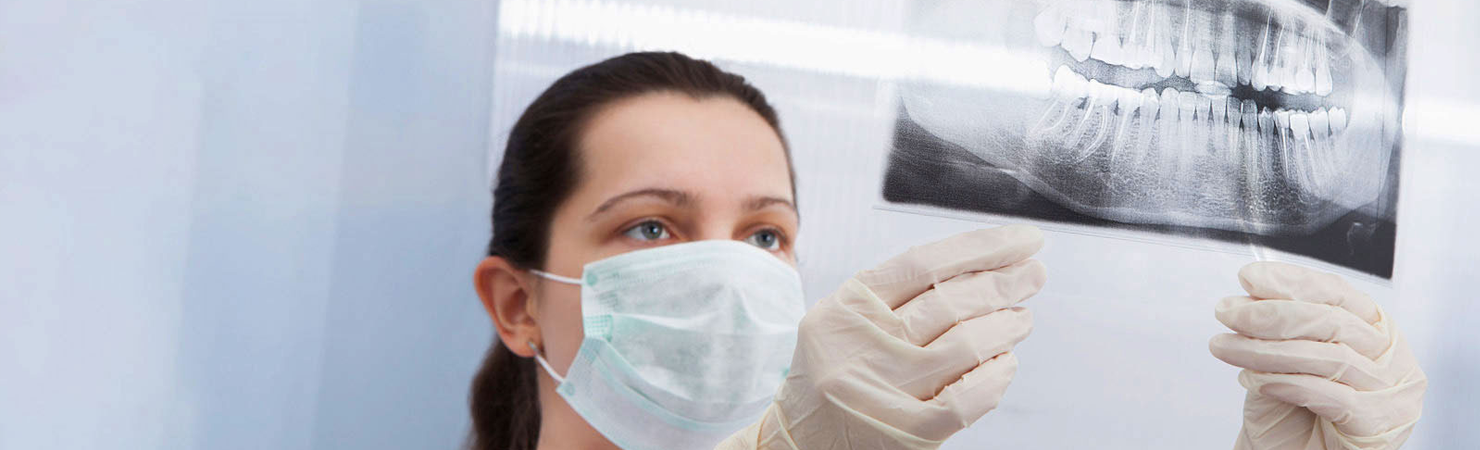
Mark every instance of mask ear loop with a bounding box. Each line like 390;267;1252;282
527;341;566;384
529;269;582;286
524;268;576;384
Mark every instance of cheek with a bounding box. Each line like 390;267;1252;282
781;251;798;267
537;286;587;372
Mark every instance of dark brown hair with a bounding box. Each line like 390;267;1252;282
469;51;792;450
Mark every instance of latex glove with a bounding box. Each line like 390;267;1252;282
717;224;1047;450
1209;262;1426;450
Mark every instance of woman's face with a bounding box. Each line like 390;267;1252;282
535;90;798;378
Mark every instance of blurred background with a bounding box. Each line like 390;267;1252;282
2;0;1475;449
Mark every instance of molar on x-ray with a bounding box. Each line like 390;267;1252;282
883;0;1406;277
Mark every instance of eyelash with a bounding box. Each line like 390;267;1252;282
746;226;789;251
622;219;675;243
617;219;790;251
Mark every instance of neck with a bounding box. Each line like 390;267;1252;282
534;370;619;450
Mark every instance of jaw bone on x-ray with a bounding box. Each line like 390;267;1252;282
884;0;1407;277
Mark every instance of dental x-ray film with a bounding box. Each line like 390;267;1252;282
881;0;1407;278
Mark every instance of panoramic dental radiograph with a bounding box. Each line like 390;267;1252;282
884;0;1407;277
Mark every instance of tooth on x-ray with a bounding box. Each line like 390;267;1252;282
897;0;1400;236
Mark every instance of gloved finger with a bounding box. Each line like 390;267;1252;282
1238;262;1381;324
1209;334;1390;391
1238;370;1424;439
897;307;1030;400
1215;296;1389;359
912;352;1019;442
1238;370;1365;433
855;225;1044;309
895;259;1047;346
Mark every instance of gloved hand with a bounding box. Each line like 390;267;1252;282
1209;262;1426;450
717;224;1047;450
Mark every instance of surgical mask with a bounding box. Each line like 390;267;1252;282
526;240;806;450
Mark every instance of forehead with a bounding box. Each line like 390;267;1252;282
575;91;793;201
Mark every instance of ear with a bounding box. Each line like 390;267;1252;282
475;256;540;358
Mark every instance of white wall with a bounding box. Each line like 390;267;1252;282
1;1;497;448
1;0;1474;449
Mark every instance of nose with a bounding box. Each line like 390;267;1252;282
690;216;740;243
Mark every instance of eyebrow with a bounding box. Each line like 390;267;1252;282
586;188;797;221
744;195;796;214
587;188;695;221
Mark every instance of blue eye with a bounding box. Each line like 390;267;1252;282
623;220;671;241
744;229;782;251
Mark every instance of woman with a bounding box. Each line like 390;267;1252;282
469;52;1425;450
